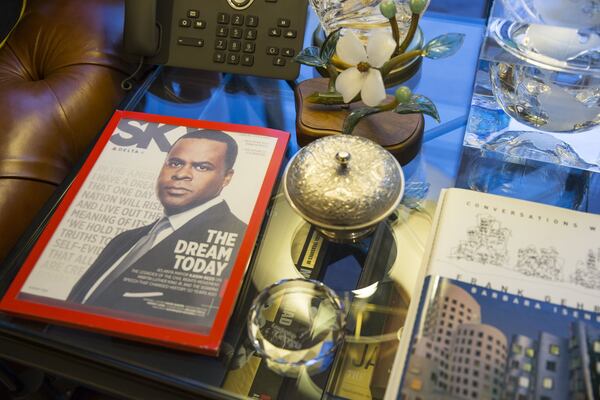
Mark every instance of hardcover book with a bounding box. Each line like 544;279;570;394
0;110;289;355
385;188;600;400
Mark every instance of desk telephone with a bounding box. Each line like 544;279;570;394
124;0;309;80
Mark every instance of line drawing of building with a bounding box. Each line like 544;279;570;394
449;219;600;294
572;248;600;290
451;214;511;267
514;246;564;282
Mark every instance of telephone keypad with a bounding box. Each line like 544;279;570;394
217;13;230;24
230;27;243;39
170;0;307;79
230;40;242;52
245;29;257;40
217;26;228;36
227;53;240;64
214;52;226;63
242;55;254;66
232;15;244;25
246;16;259;27
215;39;228;50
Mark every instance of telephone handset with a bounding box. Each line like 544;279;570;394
124;0;309;80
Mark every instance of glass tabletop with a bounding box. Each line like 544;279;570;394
1;3;596;400
122;13;487;397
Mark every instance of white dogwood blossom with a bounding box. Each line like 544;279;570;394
335;30;396;107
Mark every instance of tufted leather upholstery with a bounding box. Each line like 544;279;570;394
0;0;135;263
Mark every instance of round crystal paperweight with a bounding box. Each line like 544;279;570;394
248;279;345;377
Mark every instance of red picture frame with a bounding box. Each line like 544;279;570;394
0;110;289;355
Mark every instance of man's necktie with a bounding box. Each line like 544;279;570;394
84;217;171;304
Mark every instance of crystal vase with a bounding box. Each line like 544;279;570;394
309;0;429;44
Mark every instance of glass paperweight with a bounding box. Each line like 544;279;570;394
248;278;345;377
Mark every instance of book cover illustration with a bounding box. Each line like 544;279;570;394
0;110;289;355
399;277;600;400
385;189;600;400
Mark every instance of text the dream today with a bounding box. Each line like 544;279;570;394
173;230;238;277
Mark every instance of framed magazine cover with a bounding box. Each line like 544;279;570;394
0;110;289;355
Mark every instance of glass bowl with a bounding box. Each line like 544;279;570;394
489;62;600;133
309;0;429;45
487;15;600;133
248;278;345;377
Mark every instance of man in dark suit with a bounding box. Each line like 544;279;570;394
67;130;247;329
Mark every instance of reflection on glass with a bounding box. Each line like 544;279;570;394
482;131;596;169
248;278;345;377
326;280;408;399
501;0;600;31
456;146;590;210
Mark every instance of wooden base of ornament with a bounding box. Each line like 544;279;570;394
294;78;424;166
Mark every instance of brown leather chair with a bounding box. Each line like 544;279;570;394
0;0;135;263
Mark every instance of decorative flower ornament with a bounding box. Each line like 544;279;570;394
294;0;464;135
335;31;396;107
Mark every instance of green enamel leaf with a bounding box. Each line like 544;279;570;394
294;47;326;67
423;33;465;59
306;91;346;105
394;95;440;122
320;28;342;63
342;107;382;135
